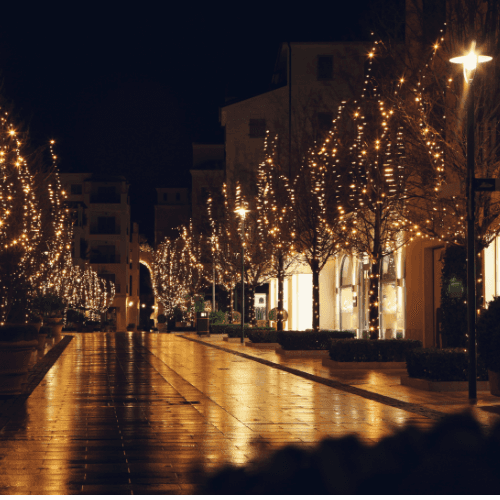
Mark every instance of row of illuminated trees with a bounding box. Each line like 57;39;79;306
0;102;115;324
153;3;500;337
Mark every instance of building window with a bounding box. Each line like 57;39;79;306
71;184;83;195
97;216;116;234
317;55;333;81
90;245;118;264
249;119;267;138
340;256;353;331
130;276;133;296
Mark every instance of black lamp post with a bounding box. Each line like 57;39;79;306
235;207;249;344
450;43;492;400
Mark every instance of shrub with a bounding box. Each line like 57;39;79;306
278;331;355;350
329;339;422;362
195;413;500;494
0;324;38;342
247;330;279;343
157;314;167;324
476;296;500;373
406;348;488;381
209;310;226;325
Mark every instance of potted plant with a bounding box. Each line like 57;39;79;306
476;296;500;396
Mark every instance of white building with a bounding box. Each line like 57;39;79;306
61;173;140;331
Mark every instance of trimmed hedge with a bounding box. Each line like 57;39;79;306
406;348;488;381
278;330;355;350
0;325;38;342
329;339;422;362
247;330;280;343
210;324;276;336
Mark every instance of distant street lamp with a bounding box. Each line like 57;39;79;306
450;42;492;400
235;207;249;344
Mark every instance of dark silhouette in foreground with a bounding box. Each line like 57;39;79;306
195;412;500;494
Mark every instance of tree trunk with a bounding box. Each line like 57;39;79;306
368;260;380;339
312;259;320;332
228;288;234;323
369;205;382;339
277;254;284;331
247;285;256;326
476;249;484;312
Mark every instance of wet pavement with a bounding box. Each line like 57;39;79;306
0;331;498;494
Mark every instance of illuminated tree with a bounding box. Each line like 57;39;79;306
0;104;72;322
290;143;352;332
256;135;298;330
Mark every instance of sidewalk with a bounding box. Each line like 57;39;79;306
178;333;500;428
0;331;497;495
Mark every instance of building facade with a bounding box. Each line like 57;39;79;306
61;173;140;331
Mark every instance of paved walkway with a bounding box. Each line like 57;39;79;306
0;332;498;495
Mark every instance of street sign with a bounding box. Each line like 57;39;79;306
473;178;500;191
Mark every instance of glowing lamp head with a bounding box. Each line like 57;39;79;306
128;301;134;307
234;207;249;219
450;43;492;82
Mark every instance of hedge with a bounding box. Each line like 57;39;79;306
406;348;488;381
329;339;422;362
278;330;355;350
210;324;275;336
247;330;280;343
196;413;500;494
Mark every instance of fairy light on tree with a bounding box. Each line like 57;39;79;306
256;133;298;330
290;132;352;333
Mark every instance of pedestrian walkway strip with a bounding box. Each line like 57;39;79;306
0;335;73;432
179;335;447;422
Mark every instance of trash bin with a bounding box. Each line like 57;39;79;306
197;311;209;335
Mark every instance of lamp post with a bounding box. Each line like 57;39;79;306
450;43;492;400
235;207;249;344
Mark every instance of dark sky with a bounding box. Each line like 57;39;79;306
0;1;395;241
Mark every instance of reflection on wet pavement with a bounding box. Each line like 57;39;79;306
0;331;497;494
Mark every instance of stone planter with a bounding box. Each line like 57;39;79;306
401;375;490;392
28;322;42;334
0;326;38;395
44;317;63;342
488;370;500;396
245;341;280;349
322;358;407;370
275;347;329;358
37;333;47;351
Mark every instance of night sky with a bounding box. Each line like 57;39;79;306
0;1;395;241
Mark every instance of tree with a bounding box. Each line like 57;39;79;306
256;135;299;330
323;83;418;339
290;142;352;332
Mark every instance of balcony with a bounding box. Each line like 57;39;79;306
90;194;121;204
90;254;121;264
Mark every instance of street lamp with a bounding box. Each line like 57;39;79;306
235;207;249;344
450;42;492;400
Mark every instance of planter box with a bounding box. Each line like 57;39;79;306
245;341;280;349
323;358;407;370
275;347;329;358
0;339;38;395
401;375;490;392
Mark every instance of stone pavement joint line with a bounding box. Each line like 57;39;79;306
179;335;447;421
0;335;73;432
